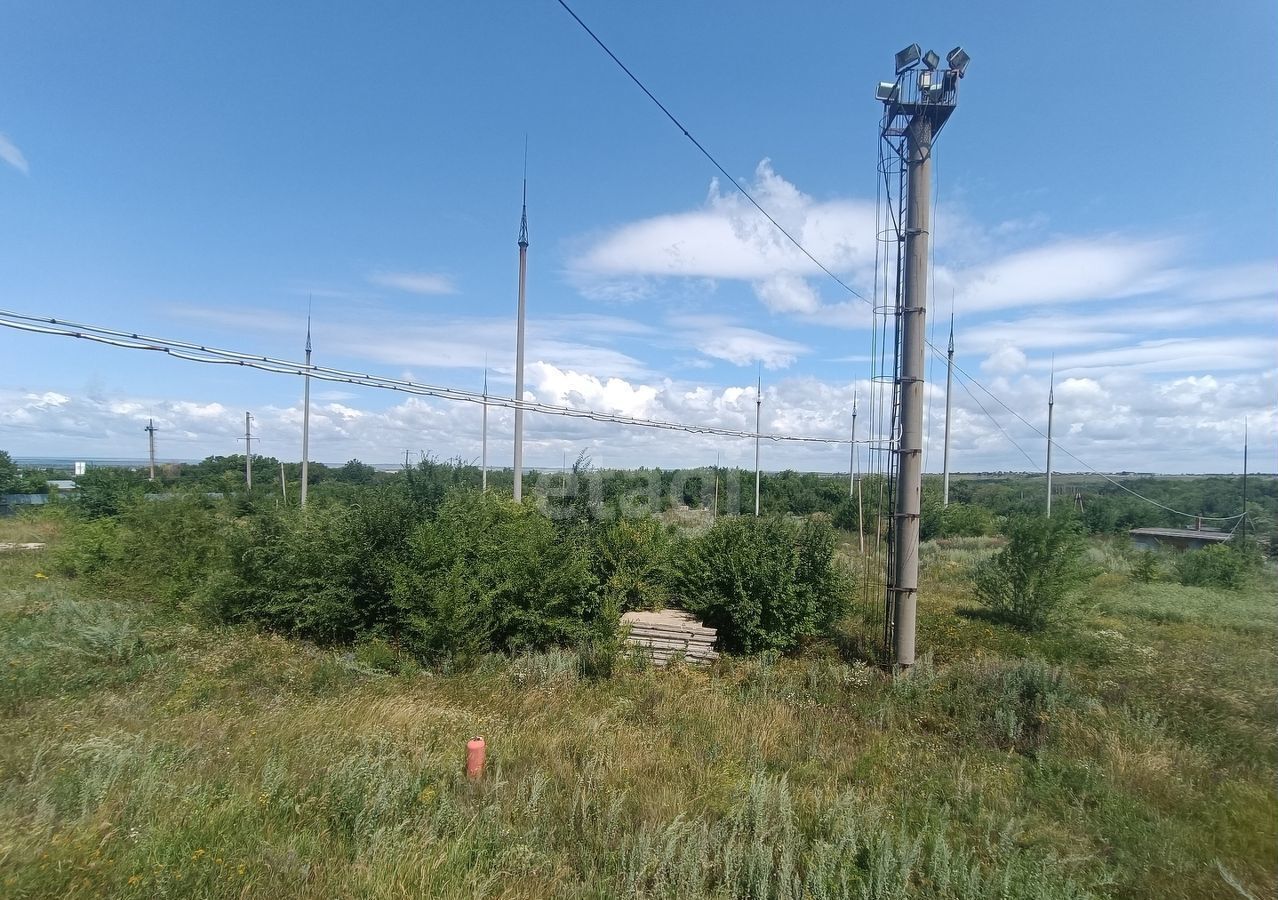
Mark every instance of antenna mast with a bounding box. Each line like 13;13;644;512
300;305;312;507
513;141;529;502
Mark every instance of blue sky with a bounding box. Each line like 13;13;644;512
1;0;1275;473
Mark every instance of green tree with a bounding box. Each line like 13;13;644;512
0;450;20;494
973;514;1093;631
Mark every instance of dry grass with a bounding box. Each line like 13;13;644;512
0;526;1274;898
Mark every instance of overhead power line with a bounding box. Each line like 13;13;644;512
555;3;1243;525
554;0;871;305
0;309;869;448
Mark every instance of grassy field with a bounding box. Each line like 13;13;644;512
0;516;1274;898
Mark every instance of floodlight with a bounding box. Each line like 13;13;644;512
922;49;940;70
894;43;921;74
946;46;970;76
875;81;899;102
918;70;935;90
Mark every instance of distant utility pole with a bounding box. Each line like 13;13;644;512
300;308;312;508
878;42;968;669
512;153;529;503
1242;417;1249;543
942;314;954;506
849;391;858;498
481;367;489;492
754;370;762;517
850;392;864;554
144;418;157;481
1046;359;1055;518
280;461;288;503
713;451;720;522
242;412;254;490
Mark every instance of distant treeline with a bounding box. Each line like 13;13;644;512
10;447;1272;544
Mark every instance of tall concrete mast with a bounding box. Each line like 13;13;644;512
144;418;157;481
878;43;967;669
942;314;954;506
300;310;312;507
513;164;529;502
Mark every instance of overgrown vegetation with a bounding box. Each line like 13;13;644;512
1;509;1273;898
972;514;1094;631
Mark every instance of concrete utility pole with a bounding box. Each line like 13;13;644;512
754;370;762;517
512;164;529;503
481;367;489;492
243;412;254;490
144;418;157;481
942;314;954;506
300;310;312;507
878;43;967;669
1046;360;1055;518
713;451;720;522
849;391;858;498
1241;417;1248;543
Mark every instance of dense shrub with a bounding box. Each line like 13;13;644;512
676;515;849;654
1131;549;1159;583
56;495;228;603
593;516;677;613
972;514;1093;631
1173;541;1258;590
203;488;418;641
392;490;601;663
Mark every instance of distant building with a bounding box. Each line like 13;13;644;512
46;479;78;492
1129;527;1230;552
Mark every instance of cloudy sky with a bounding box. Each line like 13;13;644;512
1;1;1274;474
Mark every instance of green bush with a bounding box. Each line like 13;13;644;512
1131;549;1159;583
972;514;1093;631
392;490;601;663
55;495;228;603
203;488;417;641
593;516;677;612
1173;542;1257;590
676;515;849;655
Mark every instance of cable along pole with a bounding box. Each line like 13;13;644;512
877;44;967;670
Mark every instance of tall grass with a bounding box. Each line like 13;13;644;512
0;520;1274;898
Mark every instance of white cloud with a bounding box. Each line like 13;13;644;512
367;271;457;295
669;315;807;369
0;133;29;175
754;273;821;314
981;346;1028;375
953;237;1179;312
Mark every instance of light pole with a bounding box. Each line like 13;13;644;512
878;43;967;669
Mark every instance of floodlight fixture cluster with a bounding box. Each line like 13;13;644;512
880;43;969;104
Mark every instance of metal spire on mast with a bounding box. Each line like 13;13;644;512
512;140;529;502
300;302;312;507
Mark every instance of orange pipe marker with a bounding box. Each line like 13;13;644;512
465;736;486;780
